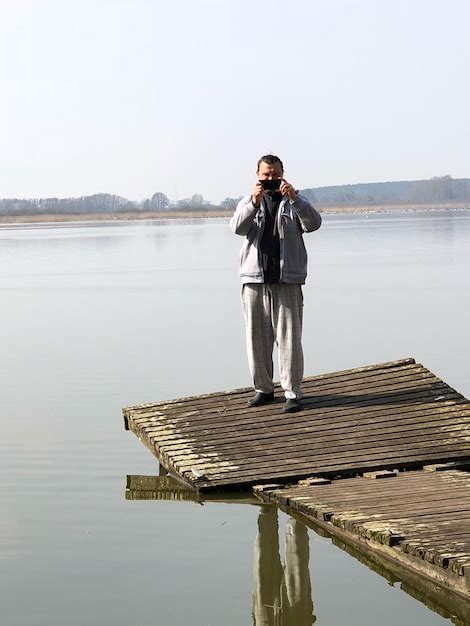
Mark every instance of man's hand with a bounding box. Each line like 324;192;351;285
252;181;264;207
280;179;297;202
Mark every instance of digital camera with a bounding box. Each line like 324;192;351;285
260;179;282;191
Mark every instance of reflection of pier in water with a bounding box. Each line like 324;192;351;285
125;474;259;505
125;473;470;625
126;474;315;625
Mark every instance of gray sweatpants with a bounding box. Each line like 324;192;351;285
241;283;304;399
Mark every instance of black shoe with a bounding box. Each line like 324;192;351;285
247;391;275;407
283;398;302;413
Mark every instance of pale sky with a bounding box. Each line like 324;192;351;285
1;0;469;203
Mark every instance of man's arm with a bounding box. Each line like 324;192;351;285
279;180;322;233
229;196;259;236
230;181;265;235
290;194;322;233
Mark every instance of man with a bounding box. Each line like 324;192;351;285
230;154;322;413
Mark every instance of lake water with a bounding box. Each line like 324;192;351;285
1;211;469;626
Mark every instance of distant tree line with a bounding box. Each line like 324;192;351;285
0;177;468;216
0;190;244;216
301;176;470;206
0;193;137;216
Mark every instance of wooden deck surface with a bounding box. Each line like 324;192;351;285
254;466;470;598
123;357;470;491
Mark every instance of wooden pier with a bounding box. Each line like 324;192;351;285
254;465;470;600
123;357;470;491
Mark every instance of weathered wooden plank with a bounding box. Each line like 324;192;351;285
190;441;470;478
130;397;452;435
197;447;470;488
136;400;468;450
143;401;470;440
151;416;470;460
137;403;469;462
267;485;470;512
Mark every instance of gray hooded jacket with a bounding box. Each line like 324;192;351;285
230;193;322;284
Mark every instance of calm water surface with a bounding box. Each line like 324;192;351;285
1;211;469;625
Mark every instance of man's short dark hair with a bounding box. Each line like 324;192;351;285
257;154;284;172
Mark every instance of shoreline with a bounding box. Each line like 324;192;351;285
0;203;468;227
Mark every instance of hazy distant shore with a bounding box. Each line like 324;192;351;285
321;202;470;214
0;203;468;226
0;209;232;224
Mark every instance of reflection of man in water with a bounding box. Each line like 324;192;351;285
252;506;315;626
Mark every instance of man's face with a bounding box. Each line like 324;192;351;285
257;161;284;181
